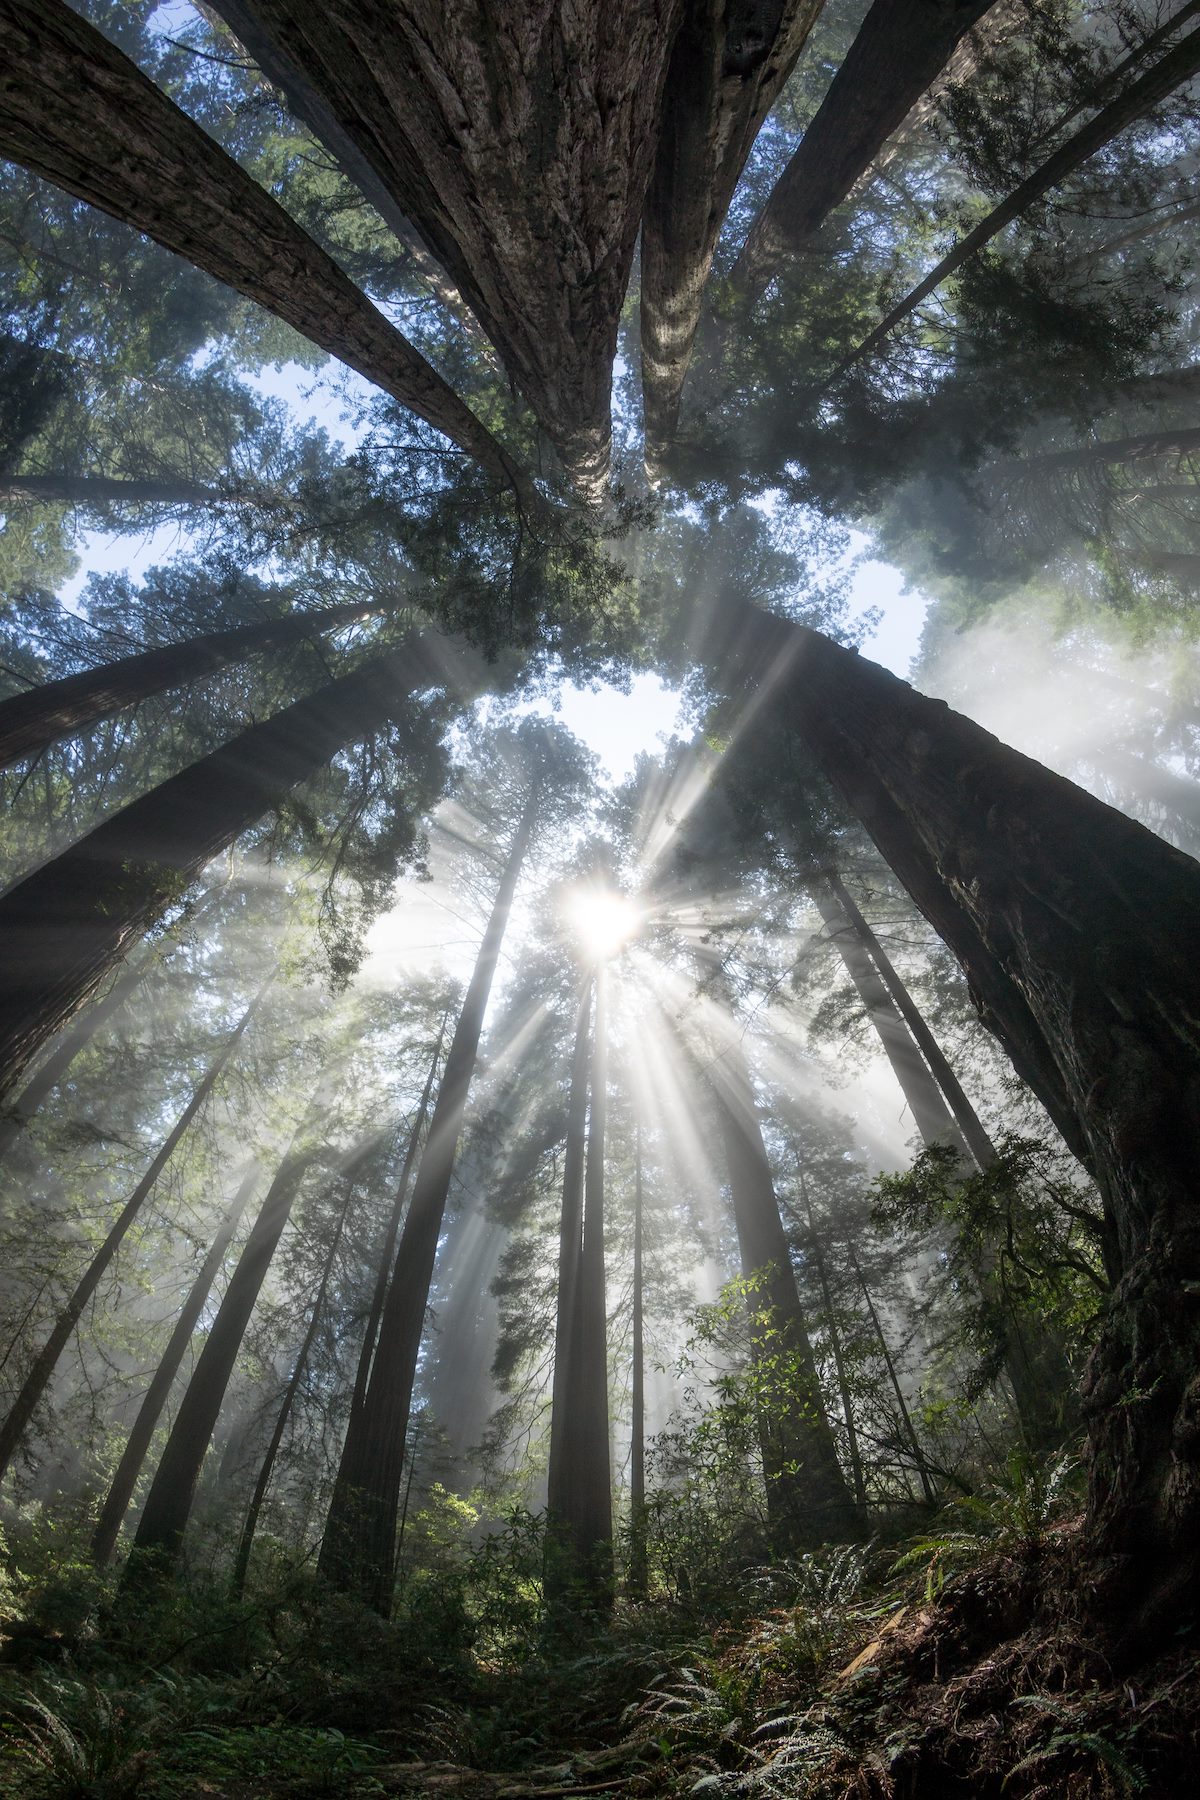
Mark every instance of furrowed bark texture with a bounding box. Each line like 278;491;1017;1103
130;1141;318;1564
0;597;381;770
640;0;822;467
0;992;263;1484
730;0;997;303
203;1;685;495
735;606;1200;1620
0;643;438;1108
319;793;537;1611
91;1163;261;1564
0;1;523;494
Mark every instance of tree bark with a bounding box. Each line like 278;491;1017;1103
0;988;264;1484
698;965;859;1543
570;962;615;1602
0;1;526;497
545;983;595;1554
193;1;686;496
0;473;221;509
346;1021;448;1426
730;602;1200;1627
319;791;538;1611
128;1127;322;1568
800;1176;866;1510
628;1117;648;1597
0;596;385;771
836;25;1200;376
91;1161;261;1564
0;638;446;1108
729;0;999;305
640;0;822;470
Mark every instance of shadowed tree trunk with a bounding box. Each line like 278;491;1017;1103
0;1;526;496
836;26;1200;376
346;1022;448;1426
628;1118;648;1597
192;1;685;495
640;0;822;470
0;638;450;1107
127;1080;346;1568
729;602;1200;1631
570;964;615;1604
799;1175;866;1511
319;791;539;1611
91;1162;261;1564
231;1171;358;1597
0;988;265;1484
729;0;998;305
545;981;594;1572
697;966;859;1544
0;596;385;771
0;473;221;509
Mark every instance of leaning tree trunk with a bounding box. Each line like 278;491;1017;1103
728;601;1200;1632
836;25;1200;377
0;595;386;771
697;963;859;1543
639;0;821;470
319;791;538;1611
189;0;686;496
0;473;221;509
0;1;526;498
0;637;450;1107
230;1174;356;1597
345;1021;447;1426
729;0;999;305
0;988;265;1483
846;1241;937;1506
545;981;595;1571
91;1161;261;1564
127;1116;329;1569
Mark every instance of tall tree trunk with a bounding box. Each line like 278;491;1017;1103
0;639;448;1107
569;963;615;1603
190;1;686;496
545;983;595;1554
628;1117;648;1597
0;989;264;1483
800;1177;866;1511
729;602;1200;1628
992;429;1200;484
729;0;999;305
697;966;859;1543
0;473;221;509
836;26;1200;377
127;1092;336;1568
640;0;822;470
0;596;385;771
346;1021;448;1426
91;1161;261;1564
319;792;538;1611
0;2;526;498
847;1242;936;1506
230;1175;356;1597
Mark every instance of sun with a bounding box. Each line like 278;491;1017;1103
565;888;642;961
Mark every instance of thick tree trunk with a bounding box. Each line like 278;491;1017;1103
640;0;822;470
195;1;685;496
91;1162;261;1564
729;0;998;304
230;1177;355;1597
0;596;384;771
319;793;537;1611
346;1023;447;1426
0;989;264;1484
0;639;446;1108
731;603;1200;1628
569;964;615;1603
129;1128;322;1568
698;967;859;1542
545;984;595;1551
0;473;220;509
0;2;525;497
837;26;1200;376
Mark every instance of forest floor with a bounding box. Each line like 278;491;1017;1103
2;1519;1198;1799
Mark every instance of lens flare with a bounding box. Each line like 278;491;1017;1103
566;888;641;960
